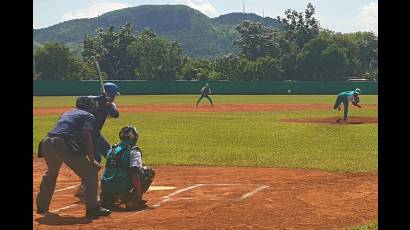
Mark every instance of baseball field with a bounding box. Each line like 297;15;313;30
33;95;378;229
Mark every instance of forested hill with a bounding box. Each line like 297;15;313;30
33;5;282;58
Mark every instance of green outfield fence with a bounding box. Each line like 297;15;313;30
33;80;378;96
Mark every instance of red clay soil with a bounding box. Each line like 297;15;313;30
33;103;378;115
283;116;378;125
33;157;377;229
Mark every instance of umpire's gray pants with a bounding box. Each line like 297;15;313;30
36;136;98;211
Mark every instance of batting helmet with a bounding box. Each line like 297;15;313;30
119;125;139;146
354;88;361;95
104;83;120;98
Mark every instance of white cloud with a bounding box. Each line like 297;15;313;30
175;0;218;17
62;0;130;21
359;1;378;34
316;15;362;34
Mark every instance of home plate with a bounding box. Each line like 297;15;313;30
149;186;177;191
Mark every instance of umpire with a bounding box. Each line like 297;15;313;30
36;98;111;218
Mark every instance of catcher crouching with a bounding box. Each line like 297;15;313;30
100;125;155;210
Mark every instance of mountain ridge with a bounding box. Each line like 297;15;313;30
33;5;283;58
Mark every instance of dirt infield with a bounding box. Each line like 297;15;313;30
283;116;378;125
33;157;377;229
33;103;378;115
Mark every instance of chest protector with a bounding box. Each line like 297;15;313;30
108;143;131;168
102;142;143;182
102;143;132;185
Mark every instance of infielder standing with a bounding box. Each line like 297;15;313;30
334;88;362;121
196;82;213;107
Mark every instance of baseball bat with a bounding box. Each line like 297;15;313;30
94;60;106;95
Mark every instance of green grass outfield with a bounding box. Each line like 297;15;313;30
346;221;378;230
33;95;378;107
33;95;378;172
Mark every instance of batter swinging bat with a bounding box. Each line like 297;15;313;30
94;60;106;95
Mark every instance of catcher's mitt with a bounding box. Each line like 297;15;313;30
141;166;155;193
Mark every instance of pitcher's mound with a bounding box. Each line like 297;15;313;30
283;116;378;124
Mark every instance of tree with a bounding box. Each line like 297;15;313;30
234;20;300;80
348;32;378;78
210;55;242;80
295;37;328;80
81;23;138;79
318;44;349;80
254;56;282;80
34;42;79;80
180;57;211;80
318;30;378;78
128;29;184;80
234;21;280;60
180;61;199;80
70;61;99;80
295;36;348;80
276;3;320;49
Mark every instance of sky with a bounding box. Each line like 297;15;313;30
33;0;378;34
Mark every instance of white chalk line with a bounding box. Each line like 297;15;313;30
239;185;269;200
209;183;243;186
49;184;201;216
50;183;269;217
162;184;204;202
36;184;82;214
54;184;80;193
122;184;204;219
51;204;78;213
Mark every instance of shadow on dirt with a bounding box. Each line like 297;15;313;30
35;213;92;226
108;203;155;212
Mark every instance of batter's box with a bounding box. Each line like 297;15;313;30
166;184;269;202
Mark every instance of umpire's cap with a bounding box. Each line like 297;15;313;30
76;96;97;113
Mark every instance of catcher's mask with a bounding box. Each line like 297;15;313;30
119;125;139;146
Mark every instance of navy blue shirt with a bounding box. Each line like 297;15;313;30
76;95;119;162
48;109;96;137
84;95;119;131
